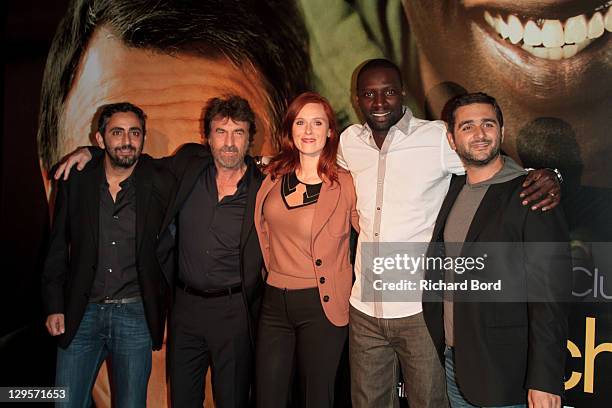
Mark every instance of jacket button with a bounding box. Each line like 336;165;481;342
319;277;326;284
315;259;322;266
323;295;329;302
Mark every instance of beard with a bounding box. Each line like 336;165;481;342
211;144;248;169
456;139;501;167
106;144;141;168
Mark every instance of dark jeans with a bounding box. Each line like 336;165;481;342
349;306;447;408
255;285;347;408
169;288;252;408
444;347;526;408
55;302;152;408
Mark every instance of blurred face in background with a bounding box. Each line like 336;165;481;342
43;25;274;193
402;0;612;186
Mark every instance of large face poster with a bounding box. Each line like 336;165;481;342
7;0;610;406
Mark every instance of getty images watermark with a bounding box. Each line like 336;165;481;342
359;242;584;303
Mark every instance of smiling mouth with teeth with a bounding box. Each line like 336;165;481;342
483;1;612;60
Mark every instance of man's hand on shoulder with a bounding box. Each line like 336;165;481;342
45;313;65;336
528;388;561;408
520;169;561;212
54;147;94;181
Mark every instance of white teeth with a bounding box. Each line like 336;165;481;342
497;16;510;39
548;47;563;60
576;38;594;52
588;11;605;38
523;21;542;46
606;7;612;32
484;10;496;27
507;15;524;44
564;15;588;44
542;20;564;47
532;47;549;58
563;44;578;58
483;4;610;60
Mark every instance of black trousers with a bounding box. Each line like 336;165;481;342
255;285;347;408
169;288;252;408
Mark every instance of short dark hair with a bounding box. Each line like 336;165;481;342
203;96;256;143
443;92;504;134
37;0;310;170
356;58;403;89
97;102;146;136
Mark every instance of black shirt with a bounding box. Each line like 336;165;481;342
178;161;251;291
90;174;140;302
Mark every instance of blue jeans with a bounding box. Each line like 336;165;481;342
444;347;526;408
56;302;152;408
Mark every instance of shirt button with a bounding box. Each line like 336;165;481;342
315;259;322;266
108;268;113;273
319;277;326;284
377;207;381;211
113;215;119;219
375;233;379;237
323;295;330;302
111;241;116;245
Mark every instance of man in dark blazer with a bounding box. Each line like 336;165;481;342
54;95;265;407
423;93;572;408
42;102;175;407
156;95;265;408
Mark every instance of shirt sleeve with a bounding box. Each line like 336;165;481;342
336;131;349;170
440;130;465;175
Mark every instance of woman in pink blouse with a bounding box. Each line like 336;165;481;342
254;92;359;407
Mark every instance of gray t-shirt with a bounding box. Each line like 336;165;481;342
443;156;526;346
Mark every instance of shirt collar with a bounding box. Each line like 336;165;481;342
208;156;253;191
101;171;135;189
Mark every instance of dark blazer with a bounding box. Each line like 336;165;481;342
423;174;571;406
156;143;265;346
42;154;176;350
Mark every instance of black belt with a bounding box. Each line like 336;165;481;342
99;296;141;304
177;281;242;298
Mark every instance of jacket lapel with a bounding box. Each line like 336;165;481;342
311;179;340;241
84;159;105;250
161;154;209;232
431;175;466;243
463;182;506;245
239;159;263;250
134;158;153;255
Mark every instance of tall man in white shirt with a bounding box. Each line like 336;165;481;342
337;59;561;408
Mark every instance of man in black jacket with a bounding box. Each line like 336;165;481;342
42;102;175;407
57;95;265;407
423;93;571;408
157;96;265;408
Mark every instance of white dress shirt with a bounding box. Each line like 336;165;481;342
338;108;465;318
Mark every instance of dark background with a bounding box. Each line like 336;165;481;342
2;0;69;387
2;2;611;407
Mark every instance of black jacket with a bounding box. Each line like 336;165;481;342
156;143;265;346
423;174;572;406
42;154;176;350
